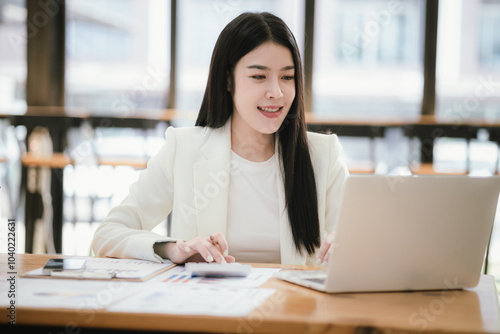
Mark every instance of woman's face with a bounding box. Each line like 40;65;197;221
231;41;296;136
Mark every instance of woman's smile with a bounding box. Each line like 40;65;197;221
258;105;283;118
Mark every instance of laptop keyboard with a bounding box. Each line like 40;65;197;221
305;277;326;284
300;270;327;285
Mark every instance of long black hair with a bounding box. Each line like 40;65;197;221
196;12;319;256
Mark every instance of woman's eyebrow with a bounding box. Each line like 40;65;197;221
247;65;295;71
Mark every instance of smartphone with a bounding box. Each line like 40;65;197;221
42;258;86;275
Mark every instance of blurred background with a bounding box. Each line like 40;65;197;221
0;0;499;286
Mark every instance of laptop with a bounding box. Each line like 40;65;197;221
274;175;500;293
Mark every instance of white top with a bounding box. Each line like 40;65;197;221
226;150;281;263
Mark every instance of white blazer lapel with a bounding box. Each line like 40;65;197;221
193;122;232;238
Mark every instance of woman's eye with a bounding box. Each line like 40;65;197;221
282;75;295;81
251;75;266;80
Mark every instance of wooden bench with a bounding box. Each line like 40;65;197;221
97;157;148;169
347;167;375;174
21;152;73;169
21;153;148;170
410;163;467;175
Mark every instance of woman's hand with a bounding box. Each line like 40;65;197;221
316;231;335;264
163;232;236;264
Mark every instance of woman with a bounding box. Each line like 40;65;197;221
92;12;348;265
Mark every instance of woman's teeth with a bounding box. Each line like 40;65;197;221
258;107;281;113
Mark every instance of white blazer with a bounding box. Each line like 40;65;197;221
92;119;349;265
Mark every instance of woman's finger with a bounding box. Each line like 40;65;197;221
211;232;229;257
316;232;335;264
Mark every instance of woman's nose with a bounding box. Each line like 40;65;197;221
266;79;284;99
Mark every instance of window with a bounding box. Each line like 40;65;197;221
313;0;425;119
479;0;500;69
65;0;170;114
0;0;26;114
436;0;500;122
176;0;305;113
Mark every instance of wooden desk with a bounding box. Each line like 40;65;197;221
1;254;499;334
